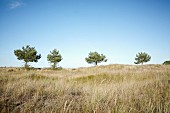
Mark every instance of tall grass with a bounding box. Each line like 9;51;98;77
0;65;170;113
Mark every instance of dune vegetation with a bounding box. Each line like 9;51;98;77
0;64;170;113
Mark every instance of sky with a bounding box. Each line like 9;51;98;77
0;0;170;68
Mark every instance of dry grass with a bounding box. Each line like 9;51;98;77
0;64;170;113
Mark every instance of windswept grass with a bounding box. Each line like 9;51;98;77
0;65;170;113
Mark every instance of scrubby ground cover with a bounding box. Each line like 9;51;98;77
0;65;170;113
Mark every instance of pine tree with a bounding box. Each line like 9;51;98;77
134;52;151;65
47;49;62;69
14;45;41;68
85;51;107;66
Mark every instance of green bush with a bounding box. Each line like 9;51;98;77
163;60;170;65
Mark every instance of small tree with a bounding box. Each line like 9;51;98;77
14;45;41;68
163;60;170;65
47;49;62;69
85;51;107;66
134;52;151;65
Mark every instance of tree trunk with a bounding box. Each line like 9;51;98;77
95;61;98;66
24;62;29;69
25;62;28;68
52;62;57;69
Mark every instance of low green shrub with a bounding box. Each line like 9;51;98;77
163;60;170;65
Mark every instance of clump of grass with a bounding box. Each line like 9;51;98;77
25;73;50;80
74;73;125;84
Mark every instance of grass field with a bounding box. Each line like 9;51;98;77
0;64;170;113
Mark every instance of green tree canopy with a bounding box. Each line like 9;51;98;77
134;52;151;65
47;49;62;69
163;60;170;65
14;45;41;68
85;51;107;66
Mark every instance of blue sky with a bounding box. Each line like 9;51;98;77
0;0;170;68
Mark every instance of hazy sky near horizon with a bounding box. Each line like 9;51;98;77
0;0;170;68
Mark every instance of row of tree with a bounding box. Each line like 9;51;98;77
14;45;168;69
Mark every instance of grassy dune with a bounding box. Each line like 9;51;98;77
0;64;170;113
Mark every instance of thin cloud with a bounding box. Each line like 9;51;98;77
9;1;25;9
